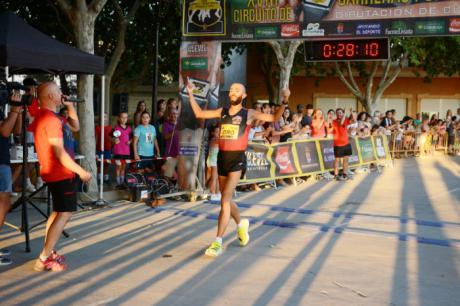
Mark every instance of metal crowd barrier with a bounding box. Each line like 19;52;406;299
388;130;452;158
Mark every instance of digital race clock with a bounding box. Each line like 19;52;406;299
304;38;389;62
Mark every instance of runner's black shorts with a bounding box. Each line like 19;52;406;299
47;178;77;212
217;151;246;178
334;144;353;158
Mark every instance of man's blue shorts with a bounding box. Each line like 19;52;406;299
0;164;12;193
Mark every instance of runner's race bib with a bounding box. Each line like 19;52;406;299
146;132;153;144
220;124;239;140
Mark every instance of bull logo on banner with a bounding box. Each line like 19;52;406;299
185;0;226;36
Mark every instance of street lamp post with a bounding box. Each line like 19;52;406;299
152;0;160;118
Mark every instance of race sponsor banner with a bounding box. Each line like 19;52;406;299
374;135;388;160
241;136;390;182
358;136;375;163
294;140;322;173
178;40;222;190
245;142;272;180
272;142;300;177
319;139;336;170
182;0;460;41
348;137;360;166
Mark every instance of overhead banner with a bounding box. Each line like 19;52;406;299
241;136;391;183
182;0;460;41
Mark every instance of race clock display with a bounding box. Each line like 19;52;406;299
304;38;389;62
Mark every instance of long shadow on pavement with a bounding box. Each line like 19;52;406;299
390;159;460;306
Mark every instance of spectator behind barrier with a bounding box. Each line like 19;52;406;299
133;111;160;172
95;113;112;182
133;100;148;128
162;108;179;179
112;111;132;187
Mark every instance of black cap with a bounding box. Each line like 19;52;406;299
23;77;37;86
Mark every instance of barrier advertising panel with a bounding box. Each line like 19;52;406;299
241;135;391;183
294;140;322;174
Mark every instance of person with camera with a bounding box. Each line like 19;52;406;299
32;82;91;272
11;78;44;193
0;92;23;266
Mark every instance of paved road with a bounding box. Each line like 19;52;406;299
1;155;459;306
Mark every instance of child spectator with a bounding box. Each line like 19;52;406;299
206;125;220;201
133;112;159;172
357;112;371;129
394;122;404;158
95;113;112;181
371;124;381;136
112;112;132;186
162;109;179;179
249;122;267;142
447;116;457;154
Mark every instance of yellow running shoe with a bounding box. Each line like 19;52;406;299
237;218;250;246
205;241;223;257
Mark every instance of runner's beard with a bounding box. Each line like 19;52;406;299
230;96;242;106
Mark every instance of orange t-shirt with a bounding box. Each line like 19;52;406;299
332;118;350;147
34;109;75;183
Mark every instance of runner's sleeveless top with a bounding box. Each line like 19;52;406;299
219;107;250;151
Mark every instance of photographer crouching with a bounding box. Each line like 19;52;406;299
0;91;23;266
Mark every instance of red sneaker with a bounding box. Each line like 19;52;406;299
51;250;66;263
33;256;67;272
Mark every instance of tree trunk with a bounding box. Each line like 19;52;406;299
334;60;402;116
260;49;277;103
73;12;99;192
104;0;141;115
268;40;302;104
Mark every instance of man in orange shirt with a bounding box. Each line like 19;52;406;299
330;108;352;181
33;82;91;272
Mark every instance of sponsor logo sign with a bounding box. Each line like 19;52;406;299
281;24;300;37
274;145;296;175
232;27;254;39
326;22;352;36
179;145;198;156
356;24;381;36
415;20;445;34
385;21;414;35
181;57;208;71
183;0;226;36
449;18;460;33
302;23;325;37
337;22;344;34
255;26;278;39
186;44;208;55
